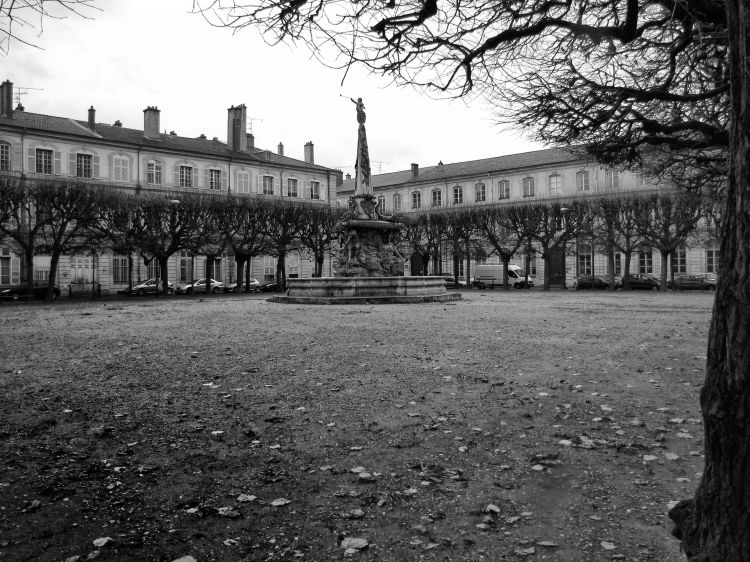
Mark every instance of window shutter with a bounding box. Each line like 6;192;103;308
203;168;210;190
192;167;198;189
92;155;100;179
304;180;311;199
173;165;179;187
256;173;260;194
27;147;35;173
54;150;62;175
69;153;77;177
221;170;227;191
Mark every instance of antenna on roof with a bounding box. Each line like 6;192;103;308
14;86;44;107
371;160;389;174
247;117;263;133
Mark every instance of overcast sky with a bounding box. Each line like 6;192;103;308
3;0;543;175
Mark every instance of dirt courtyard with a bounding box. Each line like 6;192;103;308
0;290;713;561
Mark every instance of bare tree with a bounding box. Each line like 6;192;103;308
219;197;271;292
1;0;97;54
197;1;750;555
297;205;344;277
471;206;523;289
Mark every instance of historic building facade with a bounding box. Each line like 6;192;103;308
0;80;342;294
337;148;719;286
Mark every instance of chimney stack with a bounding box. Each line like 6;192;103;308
227;104;247;152
304;141;315;164
277;142;284;156
143;106;161;139
0;80;14;118
247;133;255;149
411;163;419;177
88;106;96;130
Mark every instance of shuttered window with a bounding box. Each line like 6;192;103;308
147;161;162;185
179;166;193;188
209;169;221;190
522;177;535;197
309;181;320;199
498;180;510;199
36;149;53;174
287;178;298;197
236;171;250;194
0;143;9;171
113;156;129;182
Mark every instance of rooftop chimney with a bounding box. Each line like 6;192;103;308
0;80;13;118
277;142;284;156
227;104;247;152
304;141;315;164
247;133;255;149
143;106;161;140
88;106;96;130
411;163;419;177
345;173;351;180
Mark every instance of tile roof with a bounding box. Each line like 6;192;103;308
338;146;592;194
0;110;333;172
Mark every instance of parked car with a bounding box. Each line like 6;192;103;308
670;273;717;291
0;282;61;301
260;281;284;293
574;275;617;290
131;278;174;296
442;276;467;288
622;273;661;290
224;278;262;293
176;278;224;294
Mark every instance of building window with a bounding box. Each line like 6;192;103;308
287;178;298;197
179;250;191;284
236;171;250;194
309;181;320;199
113;156;129;182
179;165;193;188
577;244;592;275
112;254;128;284
522;177;535;198
146;259;160;281
76;154;92;178
209;169;222;190
36;148;53;175
614;253;622;275
411;191;421;209
262;175;274;195
639;249;653;273
453;186;463;204
0;247;10;285
377;196;386;213
528;258;538;277
147;160;162;185
475;183;486;202
549;174;562;195
431;188;442;207
0;143;9;171
576;170;590;191
499;180;510;200
606;169;620;190
706;245;719;273
672;248;687;275
393;194;402;213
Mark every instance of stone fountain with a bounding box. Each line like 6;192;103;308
270;98;459;304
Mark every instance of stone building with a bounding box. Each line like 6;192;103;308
337;148;719;286
0;80;342;294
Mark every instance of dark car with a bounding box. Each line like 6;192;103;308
442;276;467;288
0;282;61;301
131;278;174;296
260;281;284;293
176;278;224;295
574;275;616;290
623;273;661;290
670;273;717;291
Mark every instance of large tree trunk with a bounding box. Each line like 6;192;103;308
669;1;750;558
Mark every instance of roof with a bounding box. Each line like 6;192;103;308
0;110;333;173
338;146;592;194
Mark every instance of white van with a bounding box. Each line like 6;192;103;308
473;264;534;289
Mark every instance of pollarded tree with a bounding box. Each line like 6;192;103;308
263;200;305;290
393;212;443;276
219;196;271;292
634;193;703;290
609;195;648;291
0;177;46;291
34;181;105;301
471;205;523;289
297;204;344;277
197;0;750;554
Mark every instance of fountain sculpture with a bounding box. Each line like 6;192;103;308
270;99;460;304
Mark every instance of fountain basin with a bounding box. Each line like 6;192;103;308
269;276;462;304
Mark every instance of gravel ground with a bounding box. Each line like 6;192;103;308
0;289;713;561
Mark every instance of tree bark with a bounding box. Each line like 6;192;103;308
669;1;750;559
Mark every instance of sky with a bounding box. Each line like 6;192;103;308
2;0;543;176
